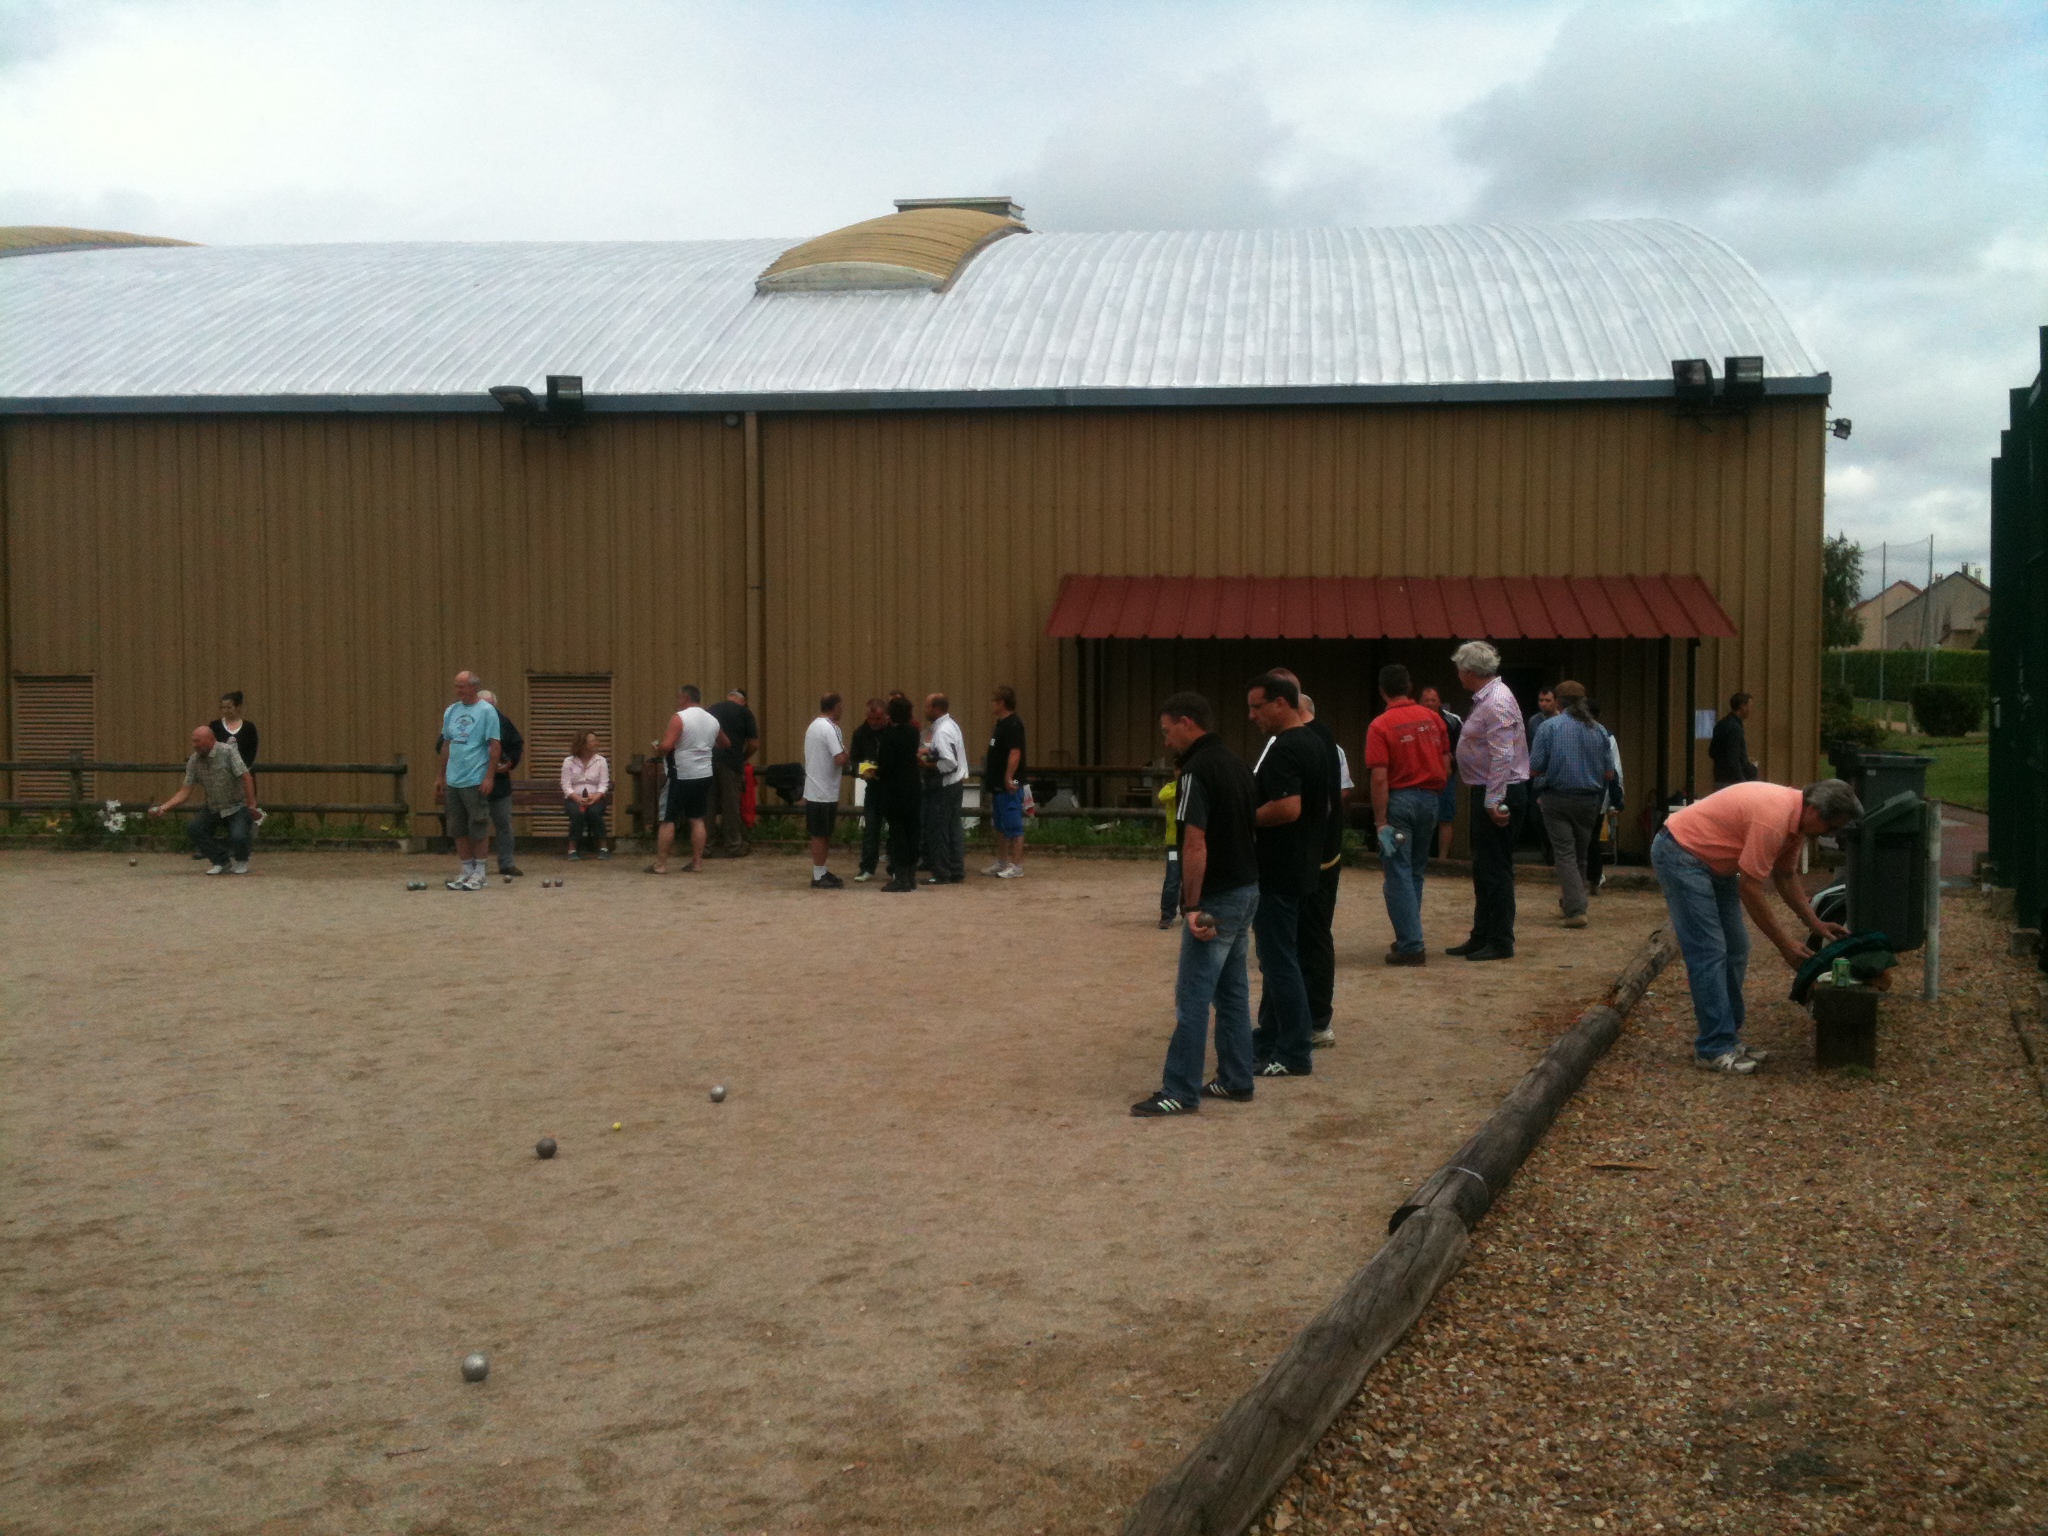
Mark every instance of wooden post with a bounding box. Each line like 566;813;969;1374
1120;1208;1468;1536
393;754;409;839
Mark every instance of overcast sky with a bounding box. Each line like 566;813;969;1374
3;0;2042;590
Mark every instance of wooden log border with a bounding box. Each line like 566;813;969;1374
1123;925;1680;1536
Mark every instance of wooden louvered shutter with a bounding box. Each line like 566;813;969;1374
12;676;97;802
525;675;613;833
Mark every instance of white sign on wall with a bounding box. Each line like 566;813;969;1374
1694;708;1718;739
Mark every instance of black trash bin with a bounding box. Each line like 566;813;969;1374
1827;746;1933;810
1843;790;1929;952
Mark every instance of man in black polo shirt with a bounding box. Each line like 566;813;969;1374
1246;670;1329;1078
1288;681;1347;1050
1132;691;1262;1118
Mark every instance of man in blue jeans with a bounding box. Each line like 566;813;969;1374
1364;664;1451;964
1653;779;1862;1073
1133;692;1262;1117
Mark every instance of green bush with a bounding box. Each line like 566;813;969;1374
1909;681;1986;738
1824;648;1988;703
1820;685;1887;751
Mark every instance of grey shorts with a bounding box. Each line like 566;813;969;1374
445;784;491;839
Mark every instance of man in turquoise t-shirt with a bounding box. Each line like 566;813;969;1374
437;670;502;891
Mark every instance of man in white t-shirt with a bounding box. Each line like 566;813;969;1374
648;684;727;874
919;693;969;884
803;693;850;889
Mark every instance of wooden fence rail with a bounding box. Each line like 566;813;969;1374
1;754;411;836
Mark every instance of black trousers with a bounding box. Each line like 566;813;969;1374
1299;858;1341;1026
884;799;920;884
1467;783;1528;949
860;796;887;874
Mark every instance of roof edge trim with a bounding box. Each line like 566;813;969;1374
0;375;1832;416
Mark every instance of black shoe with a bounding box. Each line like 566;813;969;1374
1444;937;1484;956
810;872;845;889
1254;1060;1309;1077
502;867;524;877
1202;1079;1254;1102
1464;943;1515;962
1159;915;1177;930
882;877;915;893
1130;1092;1200;1117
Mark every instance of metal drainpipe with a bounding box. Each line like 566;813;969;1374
1923;798;1942;1001
743;412;764;719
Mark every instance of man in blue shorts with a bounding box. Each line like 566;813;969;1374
984;685;1027;879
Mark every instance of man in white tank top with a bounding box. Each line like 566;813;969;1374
647;684;727;874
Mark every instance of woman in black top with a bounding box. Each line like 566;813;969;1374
875;696;924;893
208;692;259;774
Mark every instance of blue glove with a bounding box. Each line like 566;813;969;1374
1377;824;1403;861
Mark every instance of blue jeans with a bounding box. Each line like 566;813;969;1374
1251;889;1314;1073
1162;883;1259;1103
1160;850;1182;920
1652;830;1749;1059
187;806;251;864
1381;787;1439;953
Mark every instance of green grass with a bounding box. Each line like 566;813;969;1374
1844;698;1987;811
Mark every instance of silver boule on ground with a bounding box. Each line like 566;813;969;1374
460;1352;489;1384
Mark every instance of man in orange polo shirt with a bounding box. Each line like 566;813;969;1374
1365;663;1451;965
1652;779;1863;1073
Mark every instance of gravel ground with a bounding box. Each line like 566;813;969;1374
1257;890;2048;1535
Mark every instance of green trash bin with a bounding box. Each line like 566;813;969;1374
1843;790;1929;952
1827;746;1934;810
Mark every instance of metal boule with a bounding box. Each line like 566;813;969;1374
461;1352;489;1383
536;1137;556;1159
710;1085;727;1103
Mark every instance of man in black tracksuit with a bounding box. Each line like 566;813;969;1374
1246;670;1330;1078
849;697;891;881
1295;689;1347;1049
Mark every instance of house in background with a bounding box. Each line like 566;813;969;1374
1851;579;1920;649
1881;569;1993;650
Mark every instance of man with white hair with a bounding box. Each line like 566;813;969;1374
1448;641;1530;961
1653;779;1860;1072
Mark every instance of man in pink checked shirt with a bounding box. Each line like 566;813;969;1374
1447;640;1531;962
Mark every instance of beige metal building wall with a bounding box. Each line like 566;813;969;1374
6;394;1822;844
760;397;1825;843
3;415;748;813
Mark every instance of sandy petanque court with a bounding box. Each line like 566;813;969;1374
1;849;1665;1534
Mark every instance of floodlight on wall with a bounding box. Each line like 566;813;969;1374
490;384;539;417
546;375;586;421
1671;358;1714;406
1722;355;1766;407
1831;417;1853;440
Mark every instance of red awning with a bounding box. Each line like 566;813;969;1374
1043;575;1736;641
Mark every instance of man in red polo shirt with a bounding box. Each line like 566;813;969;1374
1365;663;1452;965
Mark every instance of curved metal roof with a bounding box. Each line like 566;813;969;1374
0;219;1824;413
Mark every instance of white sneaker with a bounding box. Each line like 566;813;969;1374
1694;1051;1757;1075
1310;1028;1335;1049
206;863;228;876
982;862;1007;876
231;859;250;875
994;864;1022;879
854;870;873;882
446;874;468;890
460;872;487;891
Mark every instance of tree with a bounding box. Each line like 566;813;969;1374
1822;533;1865;650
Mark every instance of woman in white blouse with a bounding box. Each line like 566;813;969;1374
560;730;612;859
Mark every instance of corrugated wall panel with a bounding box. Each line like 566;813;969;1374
6;397;1821;854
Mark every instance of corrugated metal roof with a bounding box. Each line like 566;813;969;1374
0;219;1824;411
1044;574;1739;640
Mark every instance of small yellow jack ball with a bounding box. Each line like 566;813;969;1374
612;1122;622;1132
